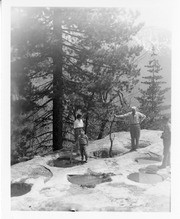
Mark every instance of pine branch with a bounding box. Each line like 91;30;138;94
33;81;53;93
63;53;79;60
34;131;52;139
33;122;52;132
62;30;86;39
63;37;82;50
62;28;85;34
34;111;52;127
34;138;53;148
86;60;112;70
35;80;52;90
29;69;52;79
38;98;52;109
133;51;148;64
65;56;88;75
63;43;81;53
32;83;53;101
25;96;52;120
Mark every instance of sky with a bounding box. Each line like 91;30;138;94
3;0;173;31
3;0;173;32
136;6;172;31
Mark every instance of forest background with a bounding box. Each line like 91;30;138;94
10;7;171;164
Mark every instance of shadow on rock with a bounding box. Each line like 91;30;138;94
28;165;53;182
47;157;84;168
135;154;162;164
67;169;114;188
93;148;124;158
125;140;151;150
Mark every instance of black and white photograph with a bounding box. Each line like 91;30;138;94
1;0;180;217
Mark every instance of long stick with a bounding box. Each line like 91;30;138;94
109;114;115;157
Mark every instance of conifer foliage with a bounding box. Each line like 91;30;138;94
136;46;170;129
11;7;144;163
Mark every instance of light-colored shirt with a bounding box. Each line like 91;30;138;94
116;111;146;125
74;119;84;129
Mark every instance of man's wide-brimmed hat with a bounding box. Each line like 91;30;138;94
131;106;137;110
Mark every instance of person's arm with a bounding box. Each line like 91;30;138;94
114;113;129;119
139;112;146;123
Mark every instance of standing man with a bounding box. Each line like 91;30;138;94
114;106;146;151
160;116;171;168
74;114;84;154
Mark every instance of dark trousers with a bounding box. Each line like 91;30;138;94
162;140;171;167
130;124;140;149
80;144;88;161
74;128;83;152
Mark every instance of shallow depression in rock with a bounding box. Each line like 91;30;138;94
135;157;161;164
93;148;123;158
47;157;83;168
11;182;32;197
127;172;163;184
67;174;112;187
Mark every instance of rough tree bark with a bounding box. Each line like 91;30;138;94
52;9;63;151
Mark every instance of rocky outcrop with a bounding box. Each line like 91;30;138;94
11;130;170;211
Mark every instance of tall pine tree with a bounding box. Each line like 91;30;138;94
11;7;144;160
136;46;170;129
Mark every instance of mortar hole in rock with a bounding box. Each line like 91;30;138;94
47;157;83;168
139;165;159;174
135;156;161;164
67;173;112;188
127;172;163;184
11;182;32;197
93;149;123;158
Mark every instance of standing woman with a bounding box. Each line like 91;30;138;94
114;106;146;151
74;114;84;154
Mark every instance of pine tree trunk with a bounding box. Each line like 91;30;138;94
52;9;63;151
